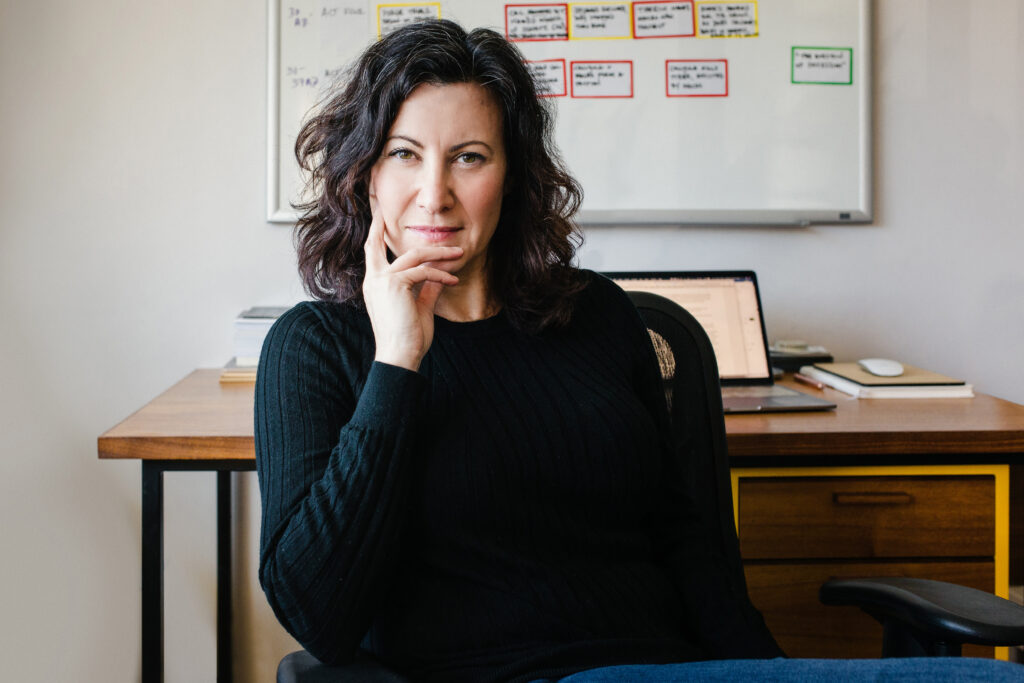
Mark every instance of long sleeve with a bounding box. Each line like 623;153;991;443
254;275;778;683
254;302;426;663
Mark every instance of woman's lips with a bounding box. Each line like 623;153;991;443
406;226;462;242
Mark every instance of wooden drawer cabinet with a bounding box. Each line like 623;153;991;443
739;476;994;560
731;465;1009;659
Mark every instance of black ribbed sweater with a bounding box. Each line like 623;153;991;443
255;272;780;682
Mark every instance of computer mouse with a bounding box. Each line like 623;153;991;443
858;358;904;377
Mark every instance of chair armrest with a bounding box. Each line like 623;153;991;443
820;577;1024;647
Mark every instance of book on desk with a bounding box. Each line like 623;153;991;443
799;362;974;399
232;306;288;366
221;306;289;383
220;357;258;383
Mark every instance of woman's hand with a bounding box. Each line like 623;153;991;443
362;210;462;372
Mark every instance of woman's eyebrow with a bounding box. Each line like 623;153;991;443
450;140;494;153
385;135;422;147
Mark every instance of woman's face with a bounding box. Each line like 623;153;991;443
369;82;507;283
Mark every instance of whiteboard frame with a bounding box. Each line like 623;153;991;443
266;0;287;222
267;0;873;226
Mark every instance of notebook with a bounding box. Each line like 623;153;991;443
609;271;836;413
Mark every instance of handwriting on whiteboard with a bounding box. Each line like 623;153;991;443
526;59;568;97
377;3;441;37
506;4;570;41
571;61;634;98
634;1;695;38
666;59;728;96
792;47;853;85
697;1;758;38
570;3;632;40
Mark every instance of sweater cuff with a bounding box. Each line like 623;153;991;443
349;361;427;429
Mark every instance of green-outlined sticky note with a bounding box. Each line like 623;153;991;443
792;46;853;85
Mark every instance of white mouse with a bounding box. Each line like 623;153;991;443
858;358;904;377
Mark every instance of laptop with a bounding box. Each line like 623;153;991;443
608;271;836;413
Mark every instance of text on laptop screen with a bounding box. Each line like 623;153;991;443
614;275;771;380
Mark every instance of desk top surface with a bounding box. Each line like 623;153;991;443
98;369;1024;461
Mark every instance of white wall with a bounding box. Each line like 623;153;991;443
0;1;1021;681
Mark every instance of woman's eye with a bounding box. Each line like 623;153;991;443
388;148;415;160
457;152;484;165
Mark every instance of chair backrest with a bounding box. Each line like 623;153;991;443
626;290;751;603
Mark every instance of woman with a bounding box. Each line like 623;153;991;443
256;19;1024;683
254;19;783;682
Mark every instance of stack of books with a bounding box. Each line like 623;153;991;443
220;306;289;383
797;362;973;399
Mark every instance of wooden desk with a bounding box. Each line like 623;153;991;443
99;371;1024;680
726;379;1024;659
99;370;256;683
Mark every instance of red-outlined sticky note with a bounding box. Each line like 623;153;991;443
569;2;632;40
506;4;570;41
633;1;695;39
526;59;568;97
377;3;442;38
570;60;634;98
696;1;758;38
666;59;728;96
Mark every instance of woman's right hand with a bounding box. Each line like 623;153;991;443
362;210;462;372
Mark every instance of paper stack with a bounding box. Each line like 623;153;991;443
221;306;289;383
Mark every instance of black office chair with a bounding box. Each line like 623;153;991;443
278;291;1024;681
634;292;1024;660
819;577;1024;657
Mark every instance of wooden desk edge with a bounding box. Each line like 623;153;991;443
98;435;255;461
726;431;1024;458
96;370;1024;461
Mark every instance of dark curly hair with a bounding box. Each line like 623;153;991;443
293;19;586;333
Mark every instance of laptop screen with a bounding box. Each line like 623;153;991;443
608;271;773;383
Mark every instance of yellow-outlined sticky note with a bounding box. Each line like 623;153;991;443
568;2;633;40
695;0;758;39
377;3;442;39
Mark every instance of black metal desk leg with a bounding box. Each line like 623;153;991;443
142;461;164;683
217;470;234;683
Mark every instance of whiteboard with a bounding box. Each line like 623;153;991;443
267;0;872;225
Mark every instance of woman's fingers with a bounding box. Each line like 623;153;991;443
417;281;445;311
363;211;389;272
363;213;462;278
389;245;463;273
397;263;459;288
361;211;462;372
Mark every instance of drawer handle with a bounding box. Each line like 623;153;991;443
833;492;914;506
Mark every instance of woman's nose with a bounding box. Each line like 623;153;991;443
417;160;454;214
